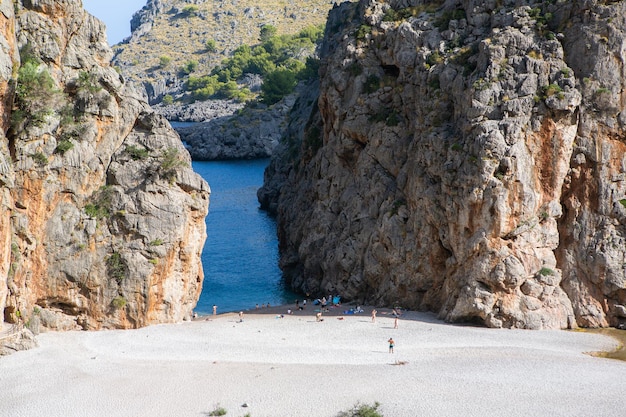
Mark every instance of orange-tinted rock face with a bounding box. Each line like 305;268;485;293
0;0;18;325
264;0;626;329
1;0;209;331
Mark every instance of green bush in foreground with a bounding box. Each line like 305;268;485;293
55;139;74;155
337;402;384;417
84;186;115;219
208;405;227;416
162;94;174;105
159;55;172;68
30;152;48;166
125;145;149;160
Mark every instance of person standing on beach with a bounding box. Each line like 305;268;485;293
371;309;377;323
213;305;217;315
239;311;244;322
394;316;398;329
388;338;395;353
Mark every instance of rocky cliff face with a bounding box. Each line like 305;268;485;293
0;0;209;333
177;93;298;160
262;0;626;329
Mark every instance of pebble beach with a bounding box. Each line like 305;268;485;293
1;305;625;417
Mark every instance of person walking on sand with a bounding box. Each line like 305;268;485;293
371;309;377;323
239;311;244;322
213;305;217;315
388;337;395;353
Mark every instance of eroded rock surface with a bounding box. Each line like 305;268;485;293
262;0;626;329
0;0;209;336
177;94;297;160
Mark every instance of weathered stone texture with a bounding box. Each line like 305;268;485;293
263;0;626;329
1;0;209;334
176;92;298;160
0;0;17;336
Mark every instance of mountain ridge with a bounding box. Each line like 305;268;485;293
112;0;335;103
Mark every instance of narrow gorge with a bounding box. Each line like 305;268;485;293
4;0;626;358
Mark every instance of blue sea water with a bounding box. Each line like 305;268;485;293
191;159;298;314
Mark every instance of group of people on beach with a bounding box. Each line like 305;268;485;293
208;299;402;354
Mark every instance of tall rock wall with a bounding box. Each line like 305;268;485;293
263;0;626;329
1;0;209;331
0;0;17;336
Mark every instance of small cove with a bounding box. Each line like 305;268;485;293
191;159;298;315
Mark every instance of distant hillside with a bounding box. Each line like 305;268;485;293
112;0;334;103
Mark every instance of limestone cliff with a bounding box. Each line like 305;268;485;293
177;92;300;160
1;0;209;333
261;0;626;329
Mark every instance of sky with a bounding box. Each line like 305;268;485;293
83;0;147;45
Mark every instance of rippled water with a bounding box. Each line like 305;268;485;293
192;159;297;314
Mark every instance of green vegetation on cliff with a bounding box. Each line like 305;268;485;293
12;49;63;130
113;0;333;104
184;24;323;103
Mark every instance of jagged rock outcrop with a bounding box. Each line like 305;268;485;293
177;93;297;160
0;0;18;336
0;323;37;355
153;74;262;121
129;0;167;43
155;99;245;123
0;0;209;336
258;80;322;212
261;0;626;329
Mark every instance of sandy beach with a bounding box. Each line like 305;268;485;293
1;305;625;417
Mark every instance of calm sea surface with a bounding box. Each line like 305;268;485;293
191;159;298;315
